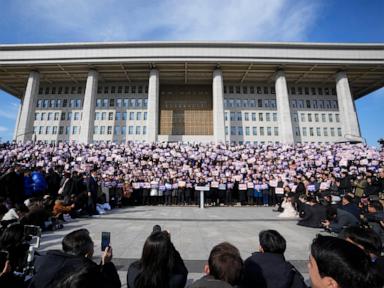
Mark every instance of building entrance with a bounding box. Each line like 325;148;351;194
159;85;213;135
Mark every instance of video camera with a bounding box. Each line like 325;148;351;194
23;225;42;280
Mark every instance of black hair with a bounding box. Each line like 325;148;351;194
339;226;382;256
14;203;29;214
311;235;384;288
62;229;93;257
135;231;174;288
369;201;383;211
0;223;25;248
54;266;102;288
259;230;286;254
326;206;338;220
208;242;243;285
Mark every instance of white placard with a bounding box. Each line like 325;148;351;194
239;184;247;190
275;187;284;194
195;186;210;191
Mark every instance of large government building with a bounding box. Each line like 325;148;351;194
0;41;383;145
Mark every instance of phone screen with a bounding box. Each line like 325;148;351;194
101;232;111;251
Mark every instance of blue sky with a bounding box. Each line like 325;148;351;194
0;0;383;145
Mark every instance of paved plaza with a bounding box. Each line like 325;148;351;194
39;206;321;287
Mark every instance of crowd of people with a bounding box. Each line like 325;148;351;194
0;140;383;287
2;225;383;288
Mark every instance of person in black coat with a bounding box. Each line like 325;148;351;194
322;206;359;234
0;166;24;205
46;168;62;199
30;229;121;288
241;230;306;288
297;197;326;228
340;195;360;221
127;228;187;288
86;170;99;215
338;171;352;194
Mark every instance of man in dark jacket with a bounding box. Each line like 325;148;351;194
322;206;359;234
86;170;99;215
297;197;326;228
241;230;306;288
30;229;121;288
0;166;24;204
340;195;360;220
46;168;62;198
338;171;352;194
190;242;243;288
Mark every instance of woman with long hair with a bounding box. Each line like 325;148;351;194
127;230;187;288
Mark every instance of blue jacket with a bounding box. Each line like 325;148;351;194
31;171;48;194
24;175;34;197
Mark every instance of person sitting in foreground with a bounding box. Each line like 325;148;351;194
309;235;384;288
127;229;188;288
190;242;243;288
241;230;306;288
30;229;121;288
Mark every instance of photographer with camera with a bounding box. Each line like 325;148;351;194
30;229;121;288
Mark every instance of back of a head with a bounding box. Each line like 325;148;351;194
311;235;383;288
135;231;172;288
62;229;93;257
259;230;286;254
0;223;25;248
370;201;383;212
339;226;382;257
55;266;102;288
326;206;338;220
208;242;243;286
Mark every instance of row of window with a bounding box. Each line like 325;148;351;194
95;111;148;121
224;98;338;110
292;113;340;123
36;98;149;109
38;86;83;95
96;98;148;109
33;125;148;136
35;112;82;121
291;99;338;110
225;126;279;137
294;127;342;137
224;99;277;109
38;85;149;95
224;86;336;96
94;126;147;135
36;99;82;109
33;126;80;135
97;85;148;94
225;112;278;122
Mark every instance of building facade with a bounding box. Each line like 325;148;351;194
0;41;383;145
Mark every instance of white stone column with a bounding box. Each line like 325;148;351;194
147;69;160;142
16;71;40;143
79;69;98;144
275;69;294;144
335;71;361;139
212;69;225;143
13;101;22;141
